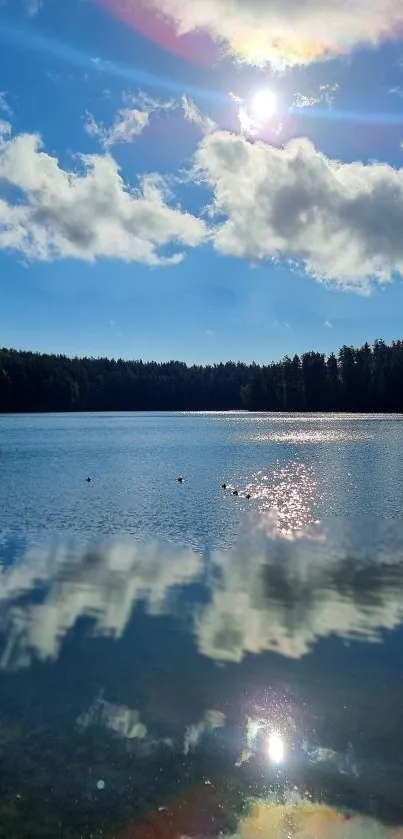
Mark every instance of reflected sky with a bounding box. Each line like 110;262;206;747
1;523;403;835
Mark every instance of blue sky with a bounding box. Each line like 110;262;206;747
1;0;403;364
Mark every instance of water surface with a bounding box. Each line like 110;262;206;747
1;412;403;838
1;411;403;545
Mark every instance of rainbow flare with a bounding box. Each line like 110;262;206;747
91;0;215;65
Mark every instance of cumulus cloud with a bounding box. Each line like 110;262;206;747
0;539;202;670
181;96;216;135
144;0;403;66
193;130;403;289
0;130;206;265
196;525;403;663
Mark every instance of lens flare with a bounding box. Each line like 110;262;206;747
92;0;215;65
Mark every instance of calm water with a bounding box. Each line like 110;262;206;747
1;412;403;838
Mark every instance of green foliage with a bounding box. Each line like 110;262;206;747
1;340;403;412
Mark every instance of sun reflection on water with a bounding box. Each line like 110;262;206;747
246;462;322;540
267;731;285;764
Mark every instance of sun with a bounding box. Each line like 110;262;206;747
250;88;277;122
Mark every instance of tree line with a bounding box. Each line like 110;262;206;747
0;339;403;413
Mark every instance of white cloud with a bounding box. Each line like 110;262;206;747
228;92;283;142
193;130;403;289
0;120;11;137
181;96;216;135
229;91;282;139
0;91;12;117
0;539;202;670
319;83;340;106
85;92;176;150
85;107;150;149
144;0;403;66
292;94;318;109
292;84;339;109
0;130;206;265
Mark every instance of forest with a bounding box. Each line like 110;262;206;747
1;339;403;413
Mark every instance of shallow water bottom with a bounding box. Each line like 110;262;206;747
233;799;402;839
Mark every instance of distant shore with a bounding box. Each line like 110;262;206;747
1;339;402;412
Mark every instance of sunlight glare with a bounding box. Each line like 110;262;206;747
268;731;284;764
250;88;277;122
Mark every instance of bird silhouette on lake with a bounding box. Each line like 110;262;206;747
86;477;92;483
221;483;227;489
232;490;239;496
177;477;184;483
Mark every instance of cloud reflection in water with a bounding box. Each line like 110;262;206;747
198;524;403;662
0;539;201;669
0;522;403;671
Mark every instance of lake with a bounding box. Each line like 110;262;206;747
1;412;403;838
